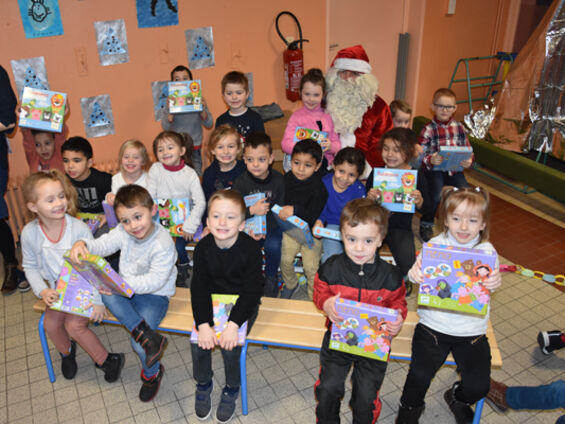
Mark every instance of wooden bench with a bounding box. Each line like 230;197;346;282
34;292;501;423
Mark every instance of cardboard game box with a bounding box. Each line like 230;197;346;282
152;198;190;237
372;168;418;213
167;80;202;113
18;87;66;133
243;193;267;236
271;204;314;248
283;126;330;170
433;146;473;172
50;261;95;318
76;213;105;234
330;298;398;362
102;201;118;228
418;243;496;315
190;294;248;345
313;226;342;241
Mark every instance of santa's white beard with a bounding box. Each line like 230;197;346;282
326;69;379;135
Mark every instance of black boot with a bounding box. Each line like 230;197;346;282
95;352;125;382
395;403;425;424
176;263;191;288
139;364;164;402
264;275;279;298
60;341;78;380
444;383;474;424
1;264;19;296
131;320;168;368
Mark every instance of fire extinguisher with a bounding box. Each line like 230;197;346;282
276;11;309;102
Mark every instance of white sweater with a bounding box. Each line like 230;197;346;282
417;232;499;337
146;162;205;234
111;171;148;193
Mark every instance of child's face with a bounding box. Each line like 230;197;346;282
301;82;323;110
223;83;249;114
445;200;485;244
291;152;320;180
212;134;240;167
172;70;190;81
243;145;273;180
156;137;185;167
116;204;155;240
27;179;67;221
121;147;144;175
382;138;407;169
333;162;360;193
432;95;457;121
207;198;245;248
34;133;56;162
392;110;412;128
342;221;383;265
62;150;92;181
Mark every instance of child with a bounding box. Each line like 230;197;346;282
390;99;412;129
147;131;205;286
366;128;430;295
21;127;67;173
190;189;263;423
61;136;112;215
215;71;264;140
279;139;328;299
313;198;407;423
419;88;473;242
396;186;502;424
21;170;124;382
314;147;366;264
162;65;213;176
105;139;150;206
232;132;284;297
281;68;341;172
70;184;176;402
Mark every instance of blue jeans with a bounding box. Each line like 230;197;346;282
260;225;283;277
506;380;565;411
321;224;343;264
421;170;469;226
175;236;189;264
102;293;169;377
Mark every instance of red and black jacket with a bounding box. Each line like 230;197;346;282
313;253;408;329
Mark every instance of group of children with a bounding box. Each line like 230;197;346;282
17;63;498;424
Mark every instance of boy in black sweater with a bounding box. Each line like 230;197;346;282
191;190;263;423
233;132;284;297
278;139;328;299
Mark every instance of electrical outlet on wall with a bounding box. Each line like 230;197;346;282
445;0;456;15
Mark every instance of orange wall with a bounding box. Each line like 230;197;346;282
2;1;327;179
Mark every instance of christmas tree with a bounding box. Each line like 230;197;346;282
24;66;47;90
158;84;169;111
102;28;126;55
191;36;211;61
88;102;110;127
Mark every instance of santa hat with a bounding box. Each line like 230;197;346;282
331;45;372;74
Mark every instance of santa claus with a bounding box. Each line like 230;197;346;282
326;45;393;170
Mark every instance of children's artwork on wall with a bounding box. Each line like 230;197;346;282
17;0;64;39
136;0;178;28
151;80;169;120
94;20;130;66
245;72;254;107
10;57;49;97
80;95;115;138
185;27;215;69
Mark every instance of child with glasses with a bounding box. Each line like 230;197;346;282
418;88;473;242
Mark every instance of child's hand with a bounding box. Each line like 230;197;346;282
414;144;424;158
408;256;424;285
367;188;381;202
483;267;502;291
247;229;265;241
69;241;89;266
197;323;217;350
319;138;331;152
182;231;194;241
278;205;294;221
40;288;59;307
98;215;107;228
250;198;269;216
323;292;344;324
200;97;208;120
313;220;324;238
200;226;211;239
460;155;473;169
219;321;239;351
386;313;404;336
90;304;106;323
167;113;174;123
105;192;116;206
430;152;443;165
411;189;423;208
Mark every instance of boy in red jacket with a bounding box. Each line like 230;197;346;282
313;198;407;424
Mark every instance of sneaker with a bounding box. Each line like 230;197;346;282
1;264;19;296
139;364;164;402
485;378;508;414
216;385;239;423
60;341;78;380
176;263;191;288
405;279;413;297
194;380;213;420
17;279;31;293
95;352;125;382
279;283;298;299
264;275;279;298
444;383;474;424
537;330;565;355
419;225;434;242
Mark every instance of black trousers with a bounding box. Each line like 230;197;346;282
315;331;387;424
383;228;415;277
400;323;491;407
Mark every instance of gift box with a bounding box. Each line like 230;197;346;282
271;204;314;248
76;213;105;234
19;87;66;133
50;261;95;318
433;146;473;172
372;168;418;213
167;80;202;113
243;193;267;236
152;198;190;237
313;226;341;241
102;201;118;228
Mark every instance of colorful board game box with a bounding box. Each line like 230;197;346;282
50;261;95;318
243;193;267;236
313;226;342;241
283;126;329;170
18;87;66;133
167;80;202;113
102;201;118;228
190;294;248;345
271;204;314;248
193;224;205;242
433;146;473;172
330;298;398;362
418;243;496;315
76;213;105;234
152;198;190;237
372;168;418;213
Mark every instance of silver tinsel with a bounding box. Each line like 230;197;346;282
464;98;496;139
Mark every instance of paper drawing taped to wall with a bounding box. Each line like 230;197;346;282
17;0;64;39
10;57;49;97
136;0;178;28
185;27;215;69
94;19;130;66
80;95;115;138
151;81;169;120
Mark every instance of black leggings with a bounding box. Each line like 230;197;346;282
0;219;17;264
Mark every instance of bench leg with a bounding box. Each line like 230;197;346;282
38;312;56;383
472;398;484;423
240;341;249;415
